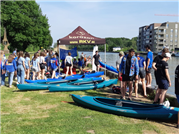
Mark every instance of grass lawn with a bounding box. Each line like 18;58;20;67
1;79;179;134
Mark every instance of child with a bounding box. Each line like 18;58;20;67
65;52;73;76
0;51;6;86
17;51;26;84
50;54;59;78
24;52;31;80
5;54;17;87
32;53;40;80
39;52;46;79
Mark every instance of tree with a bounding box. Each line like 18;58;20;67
1;1;53;52
53;42;57;48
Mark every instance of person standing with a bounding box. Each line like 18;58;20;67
50;54;59;78
65;52;73;76
5;54;17;88
145;45;153;87
17;51;26;84
119;49;139;100
134;53;147;98
92;51;101;72
73;57;78;69
152;47;169;102
13;48;17;56
24;52;30;80
31;53;40;80
0;50;6;86
153;53;171;104
39;52;46;79
175;64;179;128
117;51;124;87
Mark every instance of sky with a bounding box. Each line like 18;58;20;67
36;0;179;46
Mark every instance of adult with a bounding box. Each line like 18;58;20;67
73;57;78;68
152;47;169;102
145;45;153;87
134;53;147;98
175;64;179;128
50;54;59;78
93;51;101;72
17;51;26;84
86;56;92;66
0;50;6;86
65;52;73;76
24;52;30;80
116;51;124;87
153;53;171;104
13;48;17;56
119;49;139;100
39;52;46;79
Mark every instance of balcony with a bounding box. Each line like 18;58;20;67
155;31;164;34
158;26;166;29
158;37;164;39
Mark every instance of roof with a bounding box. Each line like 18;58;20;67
58;26;106;45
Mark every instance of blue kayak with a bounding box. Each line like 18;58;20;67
25;71;104;83
17;77;102;90
99;61;118;73
48;79;118;92
71;94;179;121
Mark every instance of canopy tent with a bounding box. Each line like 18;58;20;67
57;26;106;45
57;26;106;76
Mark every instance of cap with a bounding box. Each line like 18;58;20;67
164;53;172;59
129;49;135;52
119;51;124;55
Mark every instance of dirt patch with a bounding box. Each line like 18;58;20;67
142;130;158;134
86;130;95;134
30;115;49;119
15;105;31;114
1;112;10;115
8;94;24;104
24;98;31;101
37;104;58;110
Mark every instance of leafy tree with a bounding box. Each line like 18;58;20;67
1;0;52;52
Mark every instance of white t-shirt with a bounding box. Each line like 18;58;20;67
116;56;123;67
66;56;72;64
39;56;45;64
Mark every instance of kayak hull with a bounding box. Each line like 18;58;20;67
17;77;103;90
48;79;118;92
71;94;179;121
99;61;118;73
25;71;104;83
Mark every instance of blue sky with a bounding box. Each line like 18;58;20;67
36;0;179;46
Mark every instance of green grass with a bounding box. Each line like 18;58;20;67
2;80;172;134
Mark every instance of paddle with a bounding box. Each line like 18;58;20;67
45;79;77;84
72;79;104;85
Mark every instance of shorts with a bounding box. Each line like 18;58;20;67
40;63;46;70
52;67;58;72
139;68;146;79
176;95;179;103
66;62;72;67
122;74;135;82
25;65;29;69
154;71;159;85
158;79;169;90
146;68;152;74
95;62;99;66
32;67;38;72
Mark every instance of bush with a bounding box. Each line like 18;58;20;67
25;44;34;52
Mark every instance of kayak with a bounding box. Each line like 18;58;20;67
25;71;104;83
71;94;179;121
48;79;118;92
17;77;102;91
99;61;118;73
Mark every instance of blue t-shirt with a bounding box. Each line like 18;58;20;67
25;57;30;67
146;51;153;68
17;57;25;65
50;58;59;70
5;59;17;72
13;50;17;55
32;58;39;67
137;56;145;68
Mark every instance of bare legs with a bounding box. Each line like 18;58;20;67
26;69;30;80
51;71;55;78
154;89;167;104
146;73;152;86
66;66;69;76
121;81;133;99
41;69;45;79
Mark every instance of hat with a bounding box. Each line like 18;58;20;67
164;53;172;59
74;57;76;59
163;46;169;50
119;51;124;55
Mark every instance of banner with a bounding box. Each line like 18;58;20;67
59;47;77;60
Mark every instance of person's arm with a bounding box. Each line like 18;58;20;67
22;61;26;70
146;58;150;71
37;61;40;71
119;57;124;76
152;62;157;71
165;69;171;87
135;58;139;79
28;60;30;68
143;61;146;70
71;58;73;67
13;60;17;71
64;58;67;66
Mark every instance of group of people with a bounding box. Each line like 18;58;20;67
0;49;60;87
116;45;176;104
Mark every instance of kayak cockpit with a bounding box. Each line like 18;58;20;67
94;98;163;110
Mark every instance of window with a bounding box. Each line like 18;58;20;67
175;39;177;43
171;34;173;38
166;34;168;38
175;24;178;28
170;39;173;42
175;35;178;38
150;25;153;30
166;24;169;28
171;29;173;32
146;36;149;39
175;29;177;33
164;29;166;33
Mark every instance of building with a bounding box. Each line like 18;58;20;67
113;47;121;51
137;22;179;52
